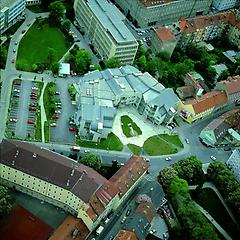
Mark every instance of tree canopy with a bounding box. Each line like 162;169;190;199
105;57;121;69
48;1;65;26
0;185;13;218
158;167;178;188
79;154;101;171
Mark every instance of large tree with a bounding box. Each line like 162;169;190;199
48;1;65;26
75;49;92;74
158;167;178;188
0;185;13;218
0;46;7;69
79;154;101;171
62;19;71;33
105;57;121;69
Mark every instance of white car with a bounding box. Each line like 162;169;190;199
165;157;172;161
84;149;90;153
210;155;216;161
185;138;189;144
14;89;20;93
121;216;126;224
55;110;61;114
50;122;57;127
32;86;38;90
10;118;17;122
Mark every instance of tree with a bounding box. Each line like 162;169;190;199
47;48;57;67
0;185;13;218
136;55;147;71
158;167;178;188
62;19;71;33
0;46;7;69
48;1;65;26
42;0;54;9
218;70;230;81
79;154;101;171
51;62;60;74
75;49;92;74
105;57;121;69
92;64;102;71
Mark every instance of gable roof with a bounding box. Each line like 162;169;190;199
0;139;106;203
114;230;137;240
218;75;240;95
109;156;149;199
185;91;228;114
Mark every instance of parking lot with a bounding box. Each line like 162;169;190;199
6;79;41;140
50;81;76;144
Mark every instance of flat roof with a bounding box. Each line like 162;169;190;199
87;0;136;43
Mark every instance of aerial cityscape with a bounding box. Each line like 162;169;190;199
0;0;240;240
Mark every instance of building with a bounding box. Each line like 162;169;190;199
151;27;177;58
0;0;25;34
212;0;239;11
0;140;149;233
215;75;240;102
178;90;228;123
226;149;240;182
200;109;240;146
25;0;41;6
74;0;138;64
223;50;240;63
114;230;138;240
74;65;179;142
114;0;212;28
59;63;70;77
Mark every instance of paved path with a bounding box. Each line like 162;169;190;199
194;202;233;240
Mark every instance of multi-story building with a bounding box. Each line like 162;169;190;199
113;0;212;28
25;0;41;6
0;139;149;233
212;0;239;11
74;0;138;64
215;75;240;102
151;27;177;58
226;149;240;182
74;65;179;142
0;0;25;33
178;90;228;123
200;109;240;146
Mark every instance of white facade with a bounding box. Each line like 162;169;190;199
25;0;41;6
0;0;25;33
212;0;238;11
226;149;240;182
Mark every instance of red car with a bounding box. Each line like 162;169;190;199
31;91;38;95
29;106;36;111
31;96;37;100
52;115;59;119
22;29;26;33
27;120;35;124
69;127;77;131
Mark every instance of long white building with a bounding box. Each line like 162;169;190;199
0;0;25;33
226;149;240;182
212;0;239;11
74;0;138;64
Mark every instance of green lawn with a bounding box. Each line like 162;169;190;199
143;135;177;156
43;82;56;121
44;121;50;143
159;134;183;148
121;115;142;138
16;20;71;72
76;133;123;151
127;144;142;155
34;111;42;141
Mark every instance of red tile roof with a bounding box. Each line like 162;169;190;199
185;91;228;114
218;75;240;95
114;230;138;240
155;27;176;42
136;202;157;223
109;156;149;199
179;12;240;33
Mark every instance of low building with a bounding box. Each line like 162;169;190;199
223;50;240;63
25;0;41;6
0;140;149;234
215;75;240;102
212;0;238;11
74;0;138;64
200;109;240;146
74;65;179;142
59;63;70;77
114;230;137;240
212;64;228;81
226;149;240;182
151;27;177;58
0;0;25;33
178;91;228;123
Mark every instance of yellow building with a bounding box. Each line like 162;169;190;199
0;140;148;232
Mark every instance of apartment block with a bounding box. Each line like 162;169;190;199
0;0;25;33
74;65;179;142
114;0;212;28
212;0;239;11
226;149;240;182
74;0;138;64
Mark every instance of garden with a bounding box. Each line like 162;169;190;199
120;115;142;138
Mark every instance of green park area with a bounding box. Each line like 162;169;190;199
76;133;123;151
16;19;71;72
121;115;142;138
143;135;178;156
127;144;142;155
159;134;184;148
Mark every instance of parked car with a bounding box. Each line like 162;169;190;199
69;121;75;125
55;91;60;95
11;59;15;63
56;105;62;109
29;103;37;107
32;86;38;90
14;89;20;93
13;49;16;53
121;216;126;224
55;110;61;114
185;138;189;144
210;155;216;161
50;122;57;127
15;41;18;45
22;29;26;33
31;96;37;100
13;94;20;98
84;149;90;153
165;157;172;161
29;106;36;111
52;115;59;119
27;120;35;124
10;118;17;122
69;127;77;131
126;209;131;216
31;91;38;95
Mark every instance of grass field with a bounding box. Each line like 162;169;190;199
44;121;50;142
76;133;123;151
143;135;177;156
121;115;142;138
159;134;183;148
16;20;70;72
43;82;56;121
127;144;142;155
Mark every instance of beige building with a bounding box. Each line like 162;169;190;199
114;0;212;28
74;0;138;64
0;139;148;233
